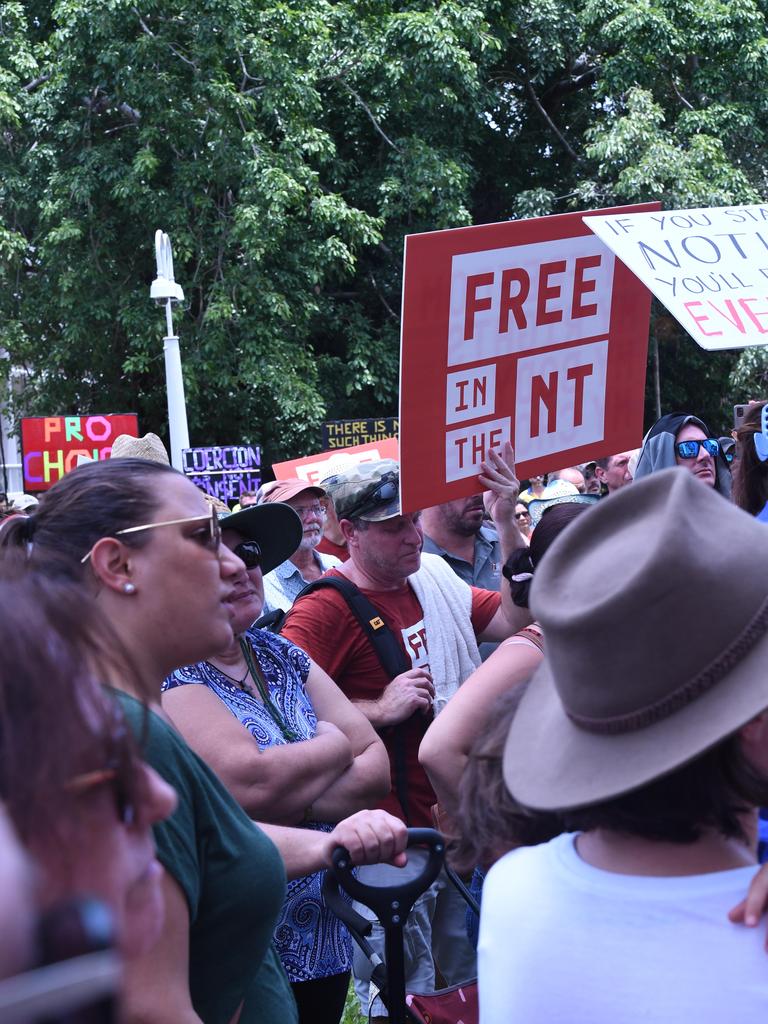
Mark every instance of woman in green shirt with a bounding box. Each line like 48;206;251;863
1;458;407;1024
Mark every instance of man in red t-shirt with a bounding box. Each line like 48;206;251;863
282;444;530;1019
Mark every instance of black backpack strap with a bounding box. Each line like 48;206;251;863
291;575;414;824
253;607;286;634
293;576;410;678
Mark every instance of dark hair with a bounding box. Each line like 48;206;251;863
732;402;768;516
503;502;591;608
0;570;145;846
0;459;177;580
450;687;562;873
556;733;768;844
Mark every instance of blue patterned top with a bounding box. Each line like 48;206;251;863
163;628;351;982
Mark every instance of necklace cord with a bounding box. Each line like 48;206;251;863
239;638;300;743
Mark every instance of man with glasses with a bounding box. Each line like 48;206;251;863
260;479;341;612
282;450;532;1022
634;413;732;497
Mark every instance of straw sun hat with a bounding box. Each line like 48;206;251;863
503;467;768;811
110;432;170;464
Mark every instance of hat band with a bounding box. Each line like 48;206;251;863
566;594;768;735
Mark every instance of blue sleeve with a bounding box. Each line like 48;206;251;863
162;660;210;693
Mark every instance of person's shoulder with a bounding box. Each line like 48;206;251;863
247;625;303;659
162;661;208;692
113;691;194;772
317;551;342;570
283;569;354;625
420;533;444;556
419;550;459;575
478;523;500;545
486;833;570;890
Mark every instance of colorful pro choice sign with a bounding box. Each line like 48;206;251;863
21;414;139;491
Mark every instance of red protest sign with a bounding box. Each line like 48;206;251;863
21;414;139;491
398;204;658;512
273;438;399;487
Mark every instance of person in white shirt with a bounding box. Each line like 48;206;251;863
471;467;768;1024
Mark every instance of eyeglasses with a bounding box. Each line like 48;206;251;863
291;503;325;520
675;438;720;460
80;508;221;564
514;510;530;520
66;766;135;826
234;541;262;570
342;474;399;521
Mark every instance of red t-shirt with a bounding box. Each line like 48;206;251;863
282;569;500;826
316;537;349;562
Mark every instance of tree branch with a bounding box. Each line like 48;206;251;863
525;80;581;162
540;69;598;111
669;74;694;110
370;274;399;321
341;82;399;151
22;74;50;94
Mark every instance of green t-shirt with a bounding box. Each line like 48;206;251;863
116;692;297;1024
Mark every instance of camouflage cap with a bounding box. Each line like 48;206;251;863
323;459;400;522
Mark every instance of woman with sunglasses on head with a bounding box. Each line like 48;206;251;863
633;412;732;495
161;503;390;1024
0;458;407;1024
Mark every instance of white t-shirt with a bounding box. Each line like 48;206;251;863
479;832;768;1023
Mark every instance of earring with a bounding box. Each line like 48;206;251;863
123;582;136;595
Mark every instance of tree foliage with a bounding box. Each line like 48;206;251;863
2;0;768;459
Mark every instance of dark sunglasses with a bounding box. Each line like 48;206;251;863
675;438;720;459
343;473;399;520
234;541;262;570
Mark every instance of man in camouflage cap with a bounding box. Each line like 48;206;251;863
323;458;399;521
282;447;530;1020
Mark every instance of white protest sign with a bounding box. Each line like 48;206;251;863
585;205;768;351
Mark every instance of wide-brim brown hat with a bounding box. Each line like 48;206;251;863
219;503;302;575
503;467;768;811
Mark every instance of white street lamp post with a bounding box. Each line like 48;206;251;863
150;230;190;471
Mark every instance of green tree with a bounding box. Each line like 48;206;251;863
2;0;768;461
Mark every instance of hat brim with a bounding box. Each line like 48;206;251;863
357;496;401;522
528;494;599;527
503;626;768;811
220;503;303;575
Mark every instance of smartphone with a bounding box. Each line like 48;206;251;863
733;403;767;431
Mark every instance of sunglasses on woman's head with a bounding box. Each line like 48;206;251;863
675;438;720;459
233;541;262;570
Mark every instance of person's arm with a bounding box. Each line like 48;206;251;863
303;659;391;819
121;872;202;1024
259;808;408;880
162;685;354;824
477;442;533;641
350;668;436;728
419;635;543;812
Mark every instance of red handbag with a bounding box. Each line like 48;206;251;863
406;980;479;1024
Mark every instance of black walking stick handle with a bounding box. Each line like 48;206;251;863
329;827;445;925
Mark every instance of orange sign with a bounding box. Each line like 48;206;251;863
272;438;399;487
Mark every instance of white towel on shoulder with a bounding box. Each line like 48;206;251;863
409;553;482;715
